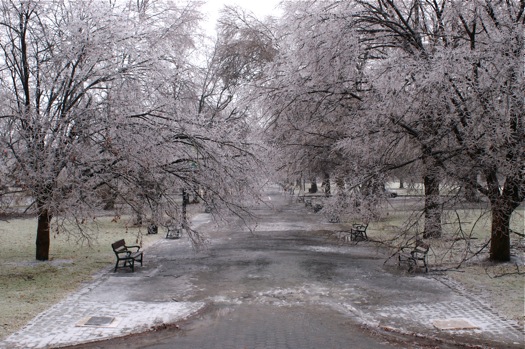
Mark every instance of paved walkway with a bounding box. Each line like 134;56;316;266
1;192;523;349
0;214;212;349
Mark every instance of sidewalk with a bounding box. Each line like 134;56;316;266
0;207;523;349
0;214;212;349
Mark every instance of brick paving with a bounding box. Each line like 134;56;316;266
148;304;395;349
1;191;523;349
0;215;212;349
0;298;204;349
362;298;524;346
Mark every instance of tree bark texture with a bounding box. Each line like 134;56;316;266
182;189;190;225
486;170;524;262
489;205;511;262
423;171;442;238
464;172;480;202
36;208;52;261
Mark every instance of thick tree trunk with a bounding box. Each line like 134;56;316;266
489;205;512;262
36;208;52;261
464;172;480;202
423;172;442;238
483;166;525;262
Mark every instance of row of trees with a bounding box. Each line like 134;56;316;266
0;0;265;260
256;0;524;262
0;0;522;263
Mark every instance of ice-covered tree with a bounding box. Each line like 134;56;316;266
261;1;364;192
0;0;266;260
261;0;524;261
354;0;524;260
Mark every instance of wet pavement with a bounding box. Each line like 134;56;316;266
1;186;523;348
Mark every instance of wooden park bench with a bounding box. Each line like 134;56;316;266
111;239;143;272
350;223;368;241
398;240;430;273
165;225;182;239
298;192;331;204
302;195;325;213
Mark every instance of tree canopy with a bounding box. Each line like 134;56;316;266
0;0;265;260
258;0;524;262
0;0;522;263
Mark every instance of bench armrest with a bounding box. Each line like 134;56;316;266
125;245;140;252
114;250;132;257
352;224;368;231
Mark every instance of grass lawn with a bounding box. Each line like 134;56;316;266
295;190;524;327
0;214;163;339
0;197;523;340
364;200;525;328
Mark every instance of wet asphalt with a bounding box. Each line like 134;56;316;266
7;186;524;349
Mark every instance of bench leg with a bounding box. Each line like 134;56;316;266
115;259;128;272
408;258;416;272
398;254;406;268
114;258;138;272
398;255;414;272
408;257;429;273
134;254;143;267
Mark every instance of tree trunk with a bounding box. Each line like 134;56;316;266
101;186;118;210
309;179;318;193
182;189;190;226
135;210;143;226
36;207;52;261
485;169;523;262
423;172;442;238
464;172;480;202
489;205;512;262
322;173;330;196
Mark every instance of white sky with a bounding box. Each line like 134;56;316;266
200;0;282;34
